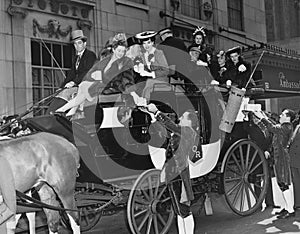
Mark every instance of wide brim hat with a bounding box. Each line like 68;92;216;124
71;30;87;42
126;36;140;47
158;28;172;37
135;31;157;41
226;46;241;56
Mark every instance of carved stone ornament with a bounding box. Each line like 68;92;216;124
33;19;72;39
7;5;28;18
77;19;93;30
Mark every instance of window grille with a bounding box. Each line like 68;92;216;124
227;0;244;31
31;40;72;115
180;0;202;20
127;0;146;4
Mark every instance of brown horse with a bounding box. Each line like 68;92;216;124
0;132;80;233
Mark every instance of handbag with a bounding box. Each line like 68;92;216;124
0;202;14;225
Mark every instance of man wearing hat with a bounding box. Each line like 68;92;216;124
225;46;252;89
157;28;189;80
47;29;97;114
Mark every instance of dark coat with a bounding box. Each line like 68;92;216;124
151;112;197;201
208;60;230;85
157;36;189;77
262;119;293;186
86;55;135;97
61;49;97;87
225;57;251;88
289;125;300;169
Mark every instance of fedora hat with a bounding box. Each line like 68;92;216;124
71;30;87;42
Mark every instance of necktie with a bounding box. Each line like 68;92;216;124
75;55;81;69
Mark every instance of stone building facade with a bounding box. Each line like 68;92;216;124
263;0;300;113
0;0;271;116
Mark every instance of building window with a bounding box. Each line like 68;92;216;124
127;0;146;4
227;0;244;31
31;40;72;115
180;0;202;19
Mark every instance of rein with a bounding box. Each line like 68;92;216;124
16;190;78;213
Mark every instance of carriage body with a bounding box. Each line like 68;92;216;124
11;79;271;233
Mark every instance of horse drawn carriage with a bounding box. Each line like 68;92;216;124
1;67;271;233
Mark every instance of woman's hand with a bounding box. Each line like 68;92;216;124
196;60;208;67
64;81;75;88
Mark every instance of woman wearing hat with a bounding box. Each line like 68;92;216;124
134;31;169;100
56;33;139;116
225;46;251;89
188;26;211;66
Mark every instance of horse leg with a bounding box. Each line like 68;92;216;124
54;191;80;233
37;185;60;233
27;212;36;234
67;213;80;234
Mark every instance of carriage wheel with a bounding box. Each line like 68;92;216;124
223;139;269;216
126;169;174;234
79;205;102;232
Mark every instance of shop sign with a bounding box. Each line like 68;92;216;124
261;65;300;92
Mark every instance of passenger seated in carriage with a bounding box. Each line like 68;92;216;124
224;46;252;89
188;26;211;67
55;33;141;116
139;103;199;234
46;30;97;114
134;31;170;100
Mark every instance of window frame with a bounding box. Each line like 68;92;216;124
180;0;203;20
31;39;72;115
227;0;244;31
116;0;149;11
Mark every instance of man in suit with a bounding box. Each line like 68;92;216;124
157;28;189;80
47;30;97;114
140;103;199;234
289;116;300;211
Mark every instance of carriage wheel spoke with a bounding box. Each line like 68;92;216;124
232;181;243;207
153;215;159;234
248;149;258;171
157;186;166;199
225;176;243;183
160;196;171;203
141;187;151;201
249;161;263;174
226;179;242;196
148;177;154;199
239;146;245;170
134;208;149;218
226;165;242;176
245;144;251;169
232;153;243;174
244;182;252;209
239;183;245;211
138;210;151;231
154;177;160;198
146;215;153;234
245;182;258;202
157;213;167;226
